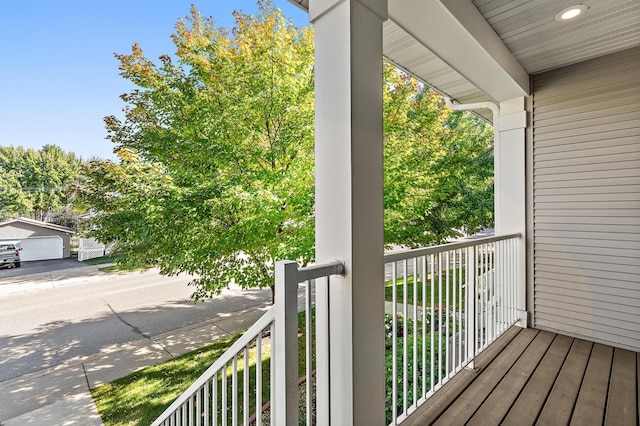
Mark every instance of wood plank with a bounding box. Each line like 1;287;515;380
402;326;522;426
502;334;573;425
537;338;593;425
467;330;556;425
570;343;614;425
432;328;539;425
604;348;637;425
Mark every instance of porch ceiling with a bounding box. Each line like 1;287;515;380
288;0;640;121
474;0;640;75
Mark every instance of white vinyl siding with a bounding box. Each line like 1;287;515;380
532;47;640;352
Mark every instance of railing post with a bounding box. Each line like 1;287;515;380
466;247;476;370
274;260;299;425
316;275;330;425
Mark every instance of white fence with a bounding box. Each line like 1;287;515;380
384;233;521;425
77;238;105;261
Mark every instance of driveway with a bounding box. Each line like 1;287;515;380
0;257;94;279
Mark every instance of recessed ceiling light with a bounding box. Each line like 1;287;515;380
555;5;588;21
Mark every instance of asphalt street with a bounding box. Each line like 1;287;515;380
0;257;94;279
0;262;271;383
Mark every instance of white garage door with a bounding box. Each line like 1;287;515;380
19;237;64;261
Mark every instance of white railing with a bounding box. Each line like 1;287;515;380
151;259;345;426
384;233;521;425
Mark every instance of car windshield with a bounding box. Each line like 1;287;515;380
0;244;15;250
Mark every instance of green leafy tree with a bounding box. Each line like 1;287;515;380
383;64;494;247
49;206;82;232
79;2;315;299
79;3;493;300
0;145;82;221
0;168;29;220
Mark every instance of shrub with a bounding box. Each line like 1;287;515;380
384;314;451;424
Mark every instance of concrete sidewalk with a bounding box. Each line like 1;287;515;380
0;301;270;425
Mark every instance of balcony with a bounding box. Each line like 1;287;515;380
154;235;612;425
147;0;639;422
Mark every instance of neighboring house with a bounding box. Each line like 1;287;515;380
155;1;639;424
0;218;75;261
78;210;97;221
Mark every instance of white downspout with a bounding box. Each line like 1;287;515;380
445;96;528;328
444;97;501;233
444;97;499;124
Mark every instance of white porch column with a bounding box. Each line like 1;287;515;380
311;0;387;424
495;96;528;327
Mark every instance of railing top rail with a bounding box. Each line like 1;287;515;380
384;233;521;263
297;260;345;283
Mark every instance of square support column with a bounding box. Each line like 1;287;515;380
495;96;528;327
311;0;387;424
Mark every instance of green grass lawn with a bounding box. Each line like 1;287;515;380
83;254;151;273
92;334;243;425
82;254;127;265
384;272;467;308
93;311;315;425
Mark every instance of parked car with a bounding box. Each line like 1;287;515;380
0;241;22;268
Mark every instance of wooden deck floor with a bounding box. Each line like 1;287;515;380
404;326;639;425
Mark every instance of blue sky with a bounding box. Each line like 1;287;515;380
0;1;309;161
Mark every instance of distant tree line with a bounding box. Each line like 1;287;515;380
0;144;84;229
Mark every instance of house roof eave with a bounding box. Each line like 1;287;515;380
0;218;76;235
